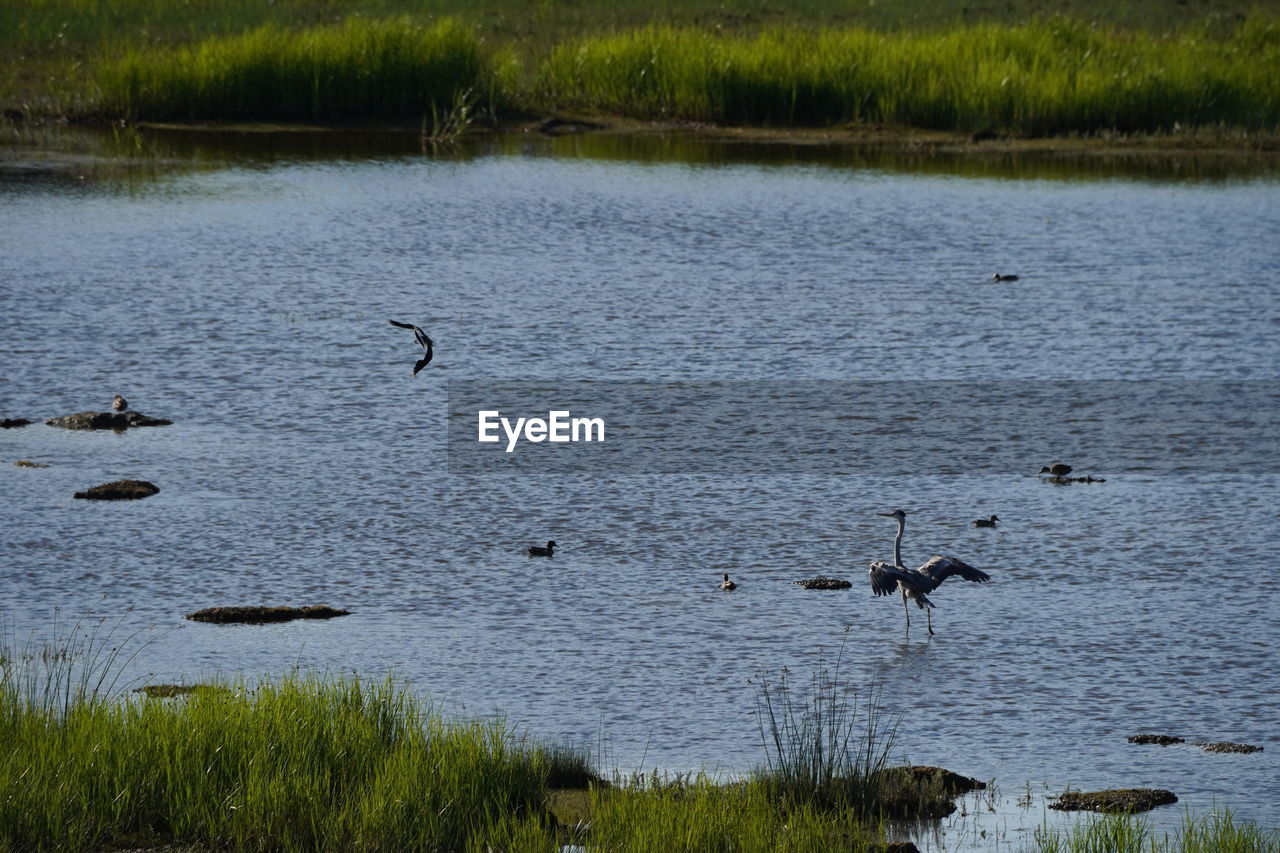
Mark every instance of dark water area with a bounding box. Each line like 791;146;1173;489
2;125;1277;850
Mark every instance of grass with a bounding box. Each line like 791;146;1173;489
93;17;501;122
1033;809;1280;852
536;18;1280;134
2;623;1276;852
1;0;1279;138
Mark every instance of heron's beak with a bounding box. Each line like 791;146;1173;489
876;511;895;517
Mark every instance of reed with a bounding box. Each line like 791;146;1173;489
1033;809;1280;852
94;17;497;122
537;17;1280;135
751;634;907;814
0;628;558;852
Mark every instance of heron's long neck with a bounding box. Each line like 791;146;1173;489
893;520;905;567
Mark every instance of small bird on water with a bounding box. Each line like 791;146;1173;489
973;514;1000;528
112;394;128;412
992;273;1020;282
528;540;556;557
719;573;737;590
388;320;434;376
1040;462;1072;478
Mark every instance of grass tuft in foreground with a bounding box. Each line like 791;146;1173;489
94;16;501;122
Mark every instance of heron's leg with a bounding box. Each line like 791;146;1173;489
901;589;910;635
926;608;935;636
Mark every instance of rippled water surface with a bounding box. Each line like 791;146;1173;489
2;129;1277;850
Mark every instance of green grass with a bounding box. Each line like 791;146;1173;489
1034;809;1280;852
537;17;1280;134
1;0;1278;135
93;17;500;122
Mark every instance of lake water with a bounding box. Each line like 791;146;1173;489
2;127;1277;850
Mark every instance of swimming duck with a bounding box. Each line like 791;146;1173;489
973;515;999;528
719;573;737;590
112;394;128;412
528;540;556;557
992;273;1020;282
1039;462;1072;478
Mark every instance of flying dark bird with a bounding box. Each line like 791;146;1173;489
112;395;128;412
528;540;556;557
719;573;737;590
992;273;1020;282
388;320;434;376
1040;462;1072;478
973;514;999;528
867;509;991;636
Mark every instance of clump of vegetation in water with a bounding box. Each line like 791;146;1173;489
1033;808;1280;852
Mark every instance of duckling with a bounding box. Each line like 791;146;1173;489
973;514;999;528
112;394;128;412
719;572;737;590
527;540;556;557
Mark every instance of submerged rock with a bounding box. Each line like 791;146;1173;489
2;417;31;428
1050;788;1177;813
15;460;50;468
46;410;172;430
1196;741;1263;754
73;479;160;500
134;683;232;699
185;605;351;624
793;576;853;590
1128;734;1185;746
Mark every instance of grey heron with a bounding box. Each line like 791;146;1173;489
389;320;434;376
867;509;991;636
973;514;999;527
528;540;556;557
719;573;737;590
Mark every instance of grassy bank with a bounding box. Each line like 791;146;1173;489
1;0;1278;140
2;629;1277;851
537;19;1280;134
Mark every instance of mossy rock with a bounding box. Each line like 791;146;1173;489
15;459;50;468
1050;788;1178;813
46;410;172;430
185;605;351;624
1128;733;1185;745
885;765;986;795
794;576;853;590
74;479;160;500
1196;741;1262;754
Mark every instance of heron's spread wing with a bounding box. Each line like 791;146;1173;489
868;561;912;596
412;355;431;376
919;555;991;585
390;319;430;348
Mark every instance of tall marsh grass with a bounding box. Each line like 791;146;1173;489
1033;809;1280;852
538;17;1280;134
95;17;500;122
0;626;558;852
